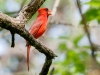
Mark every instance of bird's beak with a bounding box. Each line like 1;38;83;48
48;10;52;15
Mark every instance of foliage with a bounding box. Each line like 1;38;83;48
84;0;100;23
54;50;89;75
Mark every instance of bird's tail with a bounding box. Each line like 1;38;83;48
27;44;31;71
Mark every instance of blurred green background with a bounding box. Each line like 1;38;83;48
0;0;100;75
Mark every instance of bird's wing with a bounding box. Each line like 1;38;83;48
29;16;44;36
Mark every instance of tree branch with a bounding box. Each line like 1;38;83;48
51;0;60;16
49;67;55;75
76;0;95;57
39;57;53;75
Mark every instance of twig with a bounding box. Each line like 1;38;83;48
49;21;72;26
19;0;27;12
47;0;60;31
50;67;55;75
51;0;60;16
76;0;95;57
10;30;15;47
50;0;60;22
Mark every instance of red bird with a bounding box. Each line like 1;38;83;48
27;8;52;71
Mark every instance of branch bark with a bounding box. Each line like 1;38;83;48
76;0;95;57
0;0;57;75
39;57;53;75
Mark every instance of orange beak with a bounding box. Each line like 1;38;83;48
48;10;52;15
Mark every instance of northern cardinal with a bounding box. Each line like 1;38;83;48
27;8;52;71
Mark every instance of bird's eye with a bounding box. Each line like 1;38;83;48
45;8;48;12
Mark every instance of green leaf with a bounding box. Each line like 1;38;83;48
0;0;7;12
85;1;100;7
59;36;68;39
73;35;84;47
58;42;67;51
84;8;100;23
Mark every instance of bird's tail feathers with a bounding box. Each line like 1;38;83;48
27;45;31;71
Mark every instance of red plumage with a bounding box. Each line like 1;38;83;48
27;8;51;71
